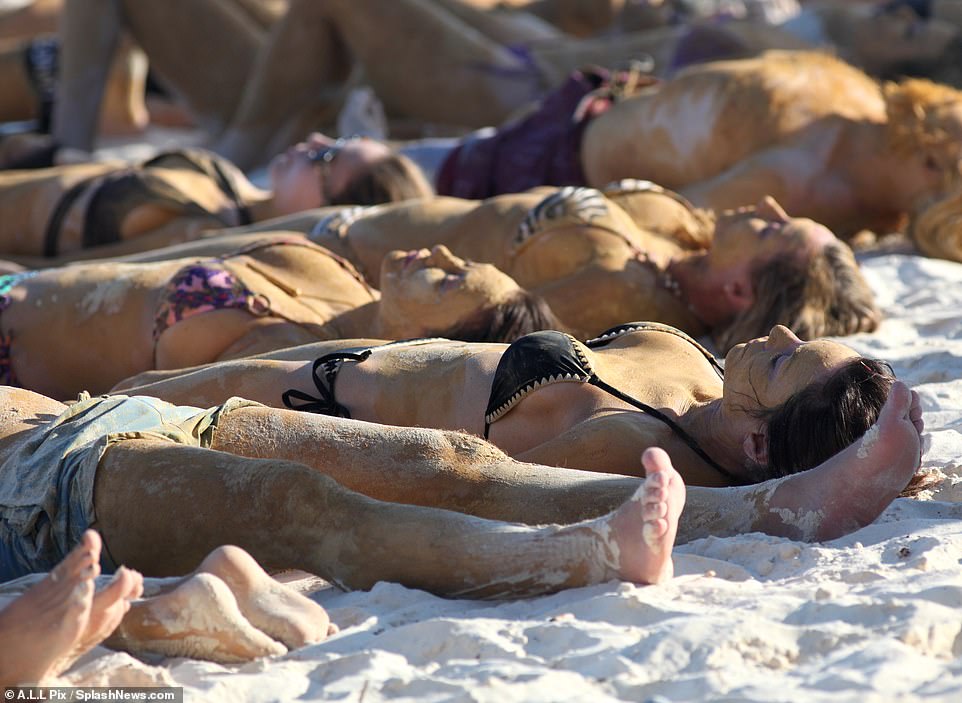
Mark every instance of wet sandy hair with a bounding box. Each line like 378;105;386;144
884;78;962;187
715;239;881;353
908;183;962;262
329;152;434;207
436;290;568;344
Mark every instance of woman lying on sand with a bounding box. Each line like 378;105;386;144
0;141;428;262
0;377;922;605
0;531;340;684
0;237;559;398
118;322;905;492
224;181;878;347
281;51;962;238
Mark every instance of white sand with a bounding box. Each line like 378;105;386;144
50;249;962;701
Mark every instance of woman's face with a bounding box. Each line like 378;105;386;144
722;325;859;413
707;197;836;271
378;245;521;336
269;133;392;213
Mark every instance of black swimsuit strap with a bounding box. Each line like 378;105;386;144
43;178;91;257
588;376;748;486
281;351;371;417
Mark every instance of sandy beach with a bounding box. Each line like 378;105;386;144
32;248;959;702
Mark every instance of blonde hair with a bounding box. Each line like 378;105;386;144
715;241;880;352
909;185;962;262
885;78;962;165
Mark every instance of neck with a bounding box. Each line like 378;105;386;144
837;121;911;212
680;400;750;481
668;254;726;330
246;195;285;223
326;302;381;338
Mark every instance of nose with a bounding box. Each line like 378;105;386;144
755;196;790;223
765;325;803;352
429;244;462;266
305;132;333;148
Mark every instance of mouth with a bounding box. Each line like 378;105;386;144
402;249;431;270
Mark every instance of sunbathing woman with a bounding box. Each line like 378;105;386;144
414;50;962;237
0;532;339;683
0;235;559;398
116;321;900;499
215;180;878;349
0;137;430;262
0;373;923;604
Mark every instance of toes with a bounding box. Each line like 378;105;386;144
94;567;140;608
880;381;912;425
51;535;100;583
642;518;669;547
641;447;673;477
642;499;668;521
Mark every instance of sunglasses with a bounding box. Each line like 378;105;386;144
306;135;363;166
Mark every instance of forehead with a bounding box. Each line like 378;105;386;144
765;340;859;403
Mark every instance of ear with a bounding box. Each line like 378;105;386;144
742;425;769;467
721;273;755;313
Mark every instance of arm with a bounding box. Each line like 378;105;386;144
680;146;800;214
516;412;664;478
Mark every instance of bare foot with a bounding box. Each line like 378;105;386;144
106;573;287;664
760;381;923;541
0;530;139;685
195;546;333;649
607;447;686;585
63;566;144;670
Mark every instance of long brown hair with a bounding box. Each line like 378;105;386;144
715;241;881;352
436;290;568;344
329;152;433;206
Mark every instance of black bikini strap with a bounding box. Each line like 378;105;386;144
208;157;253;226
281;351;371;417
43;178;91;258
589;375;748;486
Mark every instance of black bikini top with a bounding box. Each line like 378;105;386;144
43;148;253;257
483;322;742;484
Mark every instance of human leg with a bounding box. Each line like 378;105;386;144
208;390;923;545
0;530;142;687
92;437;682;598
50;0;122;152
52;0;264;152
215;0;548;167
